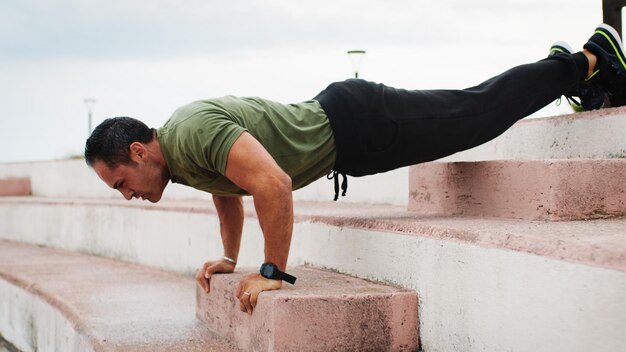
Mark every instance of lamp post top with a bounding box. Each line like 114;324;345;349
347;49;367;78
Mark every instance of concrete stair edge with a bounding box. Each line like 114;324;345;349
0;240;241;352
196;267;419;352
442;106;626;162
409;158;626;221
0;240;419;352
0;177;30;196
1;199;625;352
1;196;624;274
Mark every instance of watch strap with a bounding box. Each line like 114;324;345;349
260;263;297;285
278;271;297;285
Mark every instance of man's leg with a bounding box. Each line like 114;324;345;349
394;53;591;161
317;53;590;176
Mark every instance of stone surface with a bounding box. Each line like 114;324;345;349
0;177;30;196
0;240;241;352
443;106;626;161
1;198;625;352
2;196;626;273
409;159;626;220
196;267;419;352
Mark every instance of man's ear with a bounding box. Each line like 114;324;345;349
129;142;146;161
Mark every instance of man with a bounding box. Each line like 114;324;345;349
85;24;625;315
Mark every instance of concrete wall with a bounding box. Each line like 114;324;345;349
0;159;408;205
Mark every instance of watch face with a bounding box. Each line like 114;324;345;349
261;263;275;278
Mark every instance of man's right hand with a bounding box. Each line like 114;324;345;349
195;259;236;293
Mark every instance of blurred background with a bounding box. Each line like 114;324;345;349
0;0;605;163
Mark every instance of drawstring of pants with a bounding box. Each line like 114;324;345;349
326;171;348;201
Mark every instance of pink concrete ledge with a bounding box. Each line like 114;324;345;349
197;267;419;352
0;240;241;352
409;159;626;221
0;177;31;196
2;197;626;273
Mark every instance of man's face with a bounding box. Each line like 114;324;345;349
93;159;169;203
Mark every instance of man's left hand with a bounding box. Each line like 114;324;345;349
236;273;282;315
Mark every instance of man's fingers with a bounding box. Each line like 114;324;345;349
204;262;218;279
196;260;239;295
237;282;254;315
195;268;209;293
235;273;283;314
250;290;259;308
240;291;253;315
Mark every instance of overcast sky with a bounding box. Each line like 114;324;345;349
0;0;603;162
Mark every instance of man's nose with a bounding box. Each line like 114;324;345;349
120;188;133;200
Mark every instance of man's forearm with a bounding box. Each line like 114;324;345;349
212;195;244;261
221;131;294;272
252;182;293;271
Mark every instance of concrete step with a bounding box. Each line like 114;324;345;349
409;159;626;220
0;239;419;352
442;106;626;162
197;267;418;352
0;177;30;196
0;240;241;352
0;157;409;205
1;197;626;351
2;197;625;273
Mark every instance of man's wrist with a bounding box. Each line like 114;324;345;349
260;262;296;284
222;256;237;265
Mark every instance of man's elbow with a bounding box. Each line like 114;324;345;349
273;171;292;193
260;170;292;195
246;169;292;196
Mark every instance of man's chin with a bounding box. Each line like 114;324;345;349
147;193;162;203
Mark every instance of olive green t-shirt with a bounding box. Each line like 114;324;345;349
157;96;336;196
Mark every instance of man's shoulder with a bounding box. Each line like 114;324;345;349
162;97;236;129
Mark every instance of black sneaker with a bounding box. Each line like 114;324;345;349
549;41;606;111
583;24;626;107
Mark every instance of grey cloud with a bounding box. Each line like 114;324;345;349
0;0;437;62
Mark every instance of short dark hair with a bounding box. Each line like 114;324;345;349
84;116;155;168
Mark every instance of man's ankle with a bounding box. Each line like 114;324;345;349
582;49;597;79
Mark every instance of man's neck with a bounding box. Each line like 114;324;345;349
152;130;172;180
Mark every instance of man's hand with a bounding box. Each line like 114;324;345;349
236;273;282;315
196;259;236;293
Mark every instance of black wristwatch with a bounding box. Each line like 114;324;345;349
260;262;297;284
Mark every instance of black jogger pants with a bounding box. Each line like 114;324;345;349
314;53;589;177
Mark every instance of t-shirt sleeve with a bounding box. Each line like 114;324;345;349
181;111;247;175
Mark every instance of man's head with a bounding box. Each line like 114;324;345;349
85;117;170;202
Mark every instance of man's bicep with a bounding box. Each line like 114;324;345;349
224;132;290;194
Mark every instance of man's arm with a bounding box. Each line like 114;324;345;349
223;131;293;314
213;195;244;262
195;195;244;293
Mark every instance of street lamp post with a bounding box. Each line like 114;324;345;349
347;50;367;78
83;98;97;136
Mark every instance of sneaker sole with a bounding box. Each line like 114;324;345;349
550;41;574;55
550;41;606;110
595;23;626;70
